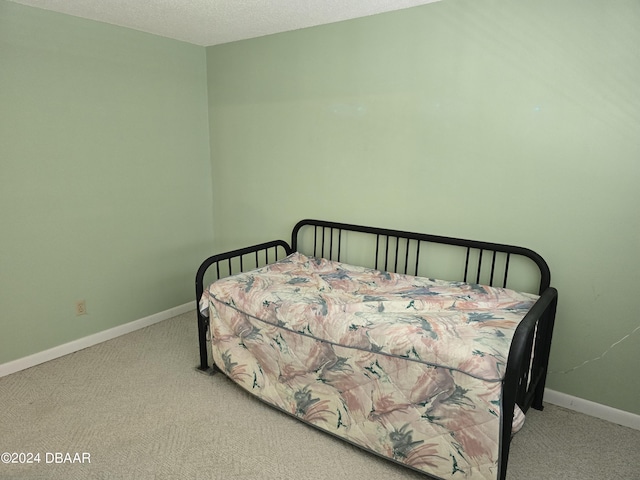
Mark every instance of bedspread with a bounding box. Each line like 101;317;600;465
200;253;538;479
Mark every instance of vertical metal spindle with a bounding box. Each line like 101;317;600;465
464;247;471;283
329;228;334;260
503;253;511;288
393;237;400;273
313;226;318;257
375;235;380;270
337;229;342;262
404;238;410;274
414;241;421;276
489;251;497;286
476;249;483;284
384;235;390;271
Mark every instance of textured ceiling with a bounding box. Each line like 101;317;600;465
8;0;443;46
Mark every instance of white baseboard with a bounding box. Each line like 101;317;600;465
544;388;640;430
0;302;195;378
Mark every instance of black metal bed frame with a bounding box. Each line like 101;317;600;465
195;219;558;480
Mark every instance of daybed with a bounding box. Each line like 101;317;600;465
196;219;558;480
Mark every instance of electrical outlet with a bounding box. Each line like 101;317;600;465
75;300;87;316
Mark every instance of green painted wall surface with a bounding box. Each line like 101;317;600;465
0;2;213;363
207;1;640;414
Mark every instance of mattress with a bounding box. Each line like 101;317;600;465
200;253;538;479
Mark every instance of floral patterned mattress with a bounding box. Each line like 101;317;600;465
199;253;538;479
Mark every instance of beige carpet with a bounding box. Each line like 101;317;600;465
1;311;638;480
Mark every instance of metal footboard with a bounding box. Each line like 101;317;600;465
195;239;292;372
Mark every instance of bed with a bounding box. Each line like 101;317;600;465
195;219;558;480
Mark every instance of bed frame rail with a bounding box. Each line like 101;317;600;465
500;286;557;478
195;240;292;372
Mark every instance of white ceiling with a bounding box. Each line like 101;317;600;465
8;0;443;46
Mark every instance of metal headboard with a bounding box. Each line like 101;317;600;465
291;219;550;295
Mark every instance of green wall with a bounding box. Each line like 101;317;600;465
207;0;640;414
0;1;213;363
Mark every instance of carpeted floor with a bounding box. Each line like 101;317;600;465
1;311;638;480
